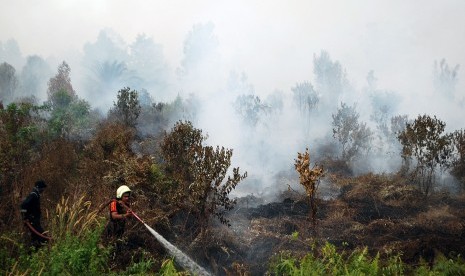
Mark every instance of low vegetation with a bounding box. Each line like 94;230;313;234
1;73;464;274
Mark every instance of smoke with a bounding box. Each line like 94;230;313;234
1;1;464;199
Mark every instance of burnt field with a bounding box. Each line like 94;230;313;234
148;173;465;275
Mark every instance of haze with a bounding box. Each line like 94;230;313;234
1;0;464;197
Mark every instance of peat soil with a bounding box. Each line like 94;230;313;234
188;174;465;275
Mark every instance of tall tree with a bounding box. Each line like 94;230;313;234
450;129;465;190
0;62;18;104
292;81;319;116
0;102;46;225
128;33;169;91
433;58;459;100
332;102;373;163
234;94;269;127
178;22;219;77
109;87;141;128
0;39;24;69
313;51;347;113
397;114;452;195
19;55;52;100
47;61;76;109
161;121;247;235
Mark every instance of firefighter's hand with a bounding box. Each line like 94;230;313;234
125;210;133;218
20;210;27;220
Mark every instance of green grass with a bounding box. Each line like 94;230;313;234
268;242;465;276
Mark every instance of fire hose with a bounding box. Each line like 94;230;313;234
23;220;52;241
119;202;211;276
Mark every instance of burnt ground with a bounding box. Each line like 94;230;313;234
172;173;465;275
117;173;465;275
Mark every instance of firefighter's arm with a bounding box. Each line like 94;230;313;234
111;211;130;220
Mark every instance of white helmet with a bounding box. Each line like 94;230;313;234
116;185;131;199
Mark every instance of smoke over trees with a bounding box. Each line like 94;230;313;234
0;22;464;196
0;62;18;103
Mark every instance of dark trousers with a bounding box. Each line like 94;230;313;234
26;220;47;249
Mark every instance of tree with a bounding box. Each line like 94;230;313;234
47;61;76;109
19;55;52;100
313;50;347;112
178;22;219;76
0;39;24;69
82;29;131;110
292;81;319;116
82;28;128;66
0;62;18;104
128;33;169;91
397;114;452;195
227;71;254;95
161;121;247;235
0;102;47;225
450;129;465;190
47;94;91;139
45;61;93;139
294;148;324;225
332;102;373;163
433;58;459;99
233;94;269;127
370;90;401;139
109;87;141;128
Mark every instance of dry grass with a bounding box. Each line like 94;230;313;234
47;195;101;240
414;206;463;235
325;201;355;220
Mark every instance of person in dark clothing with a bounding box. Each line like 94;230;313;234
20;180;50;248
104;185;133;240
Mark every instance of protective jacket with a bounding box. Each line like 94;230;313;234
20;187;46;245
104;199;127;239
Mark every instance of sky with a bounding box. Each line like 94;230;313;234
2;0;464;96
2;0;465;197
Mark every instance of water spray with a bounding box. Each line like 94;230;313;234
122;203;211;276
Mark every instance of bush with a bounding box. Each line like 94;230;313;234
269;242;404;276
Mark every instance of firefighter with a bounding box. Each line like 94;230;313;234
20;180;50;248
104;185;133;239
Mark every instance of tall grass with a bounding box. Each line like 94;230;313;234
268;242;465;276
49;195;101;239
2;195;159;275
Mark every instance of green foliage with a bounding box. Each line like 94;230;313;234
1;197;158;276
0;101;47;225
9;226;110;275
47;61;76;109
45;62;93;139
122;253;155;275
161;120;204;184
270;242;465;276
332;102;373;163
109;87;141;128
450;129;465;190
414;254;465;276
161;120;247;231
397;114;452;195
47;90;91;139
157;259;188;276
269;242;404;276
